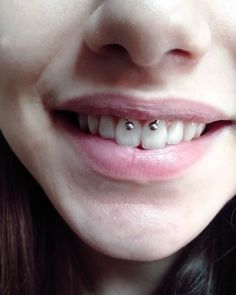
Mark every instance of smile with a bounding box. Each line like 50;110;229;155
65;112;206;150
50;93;233;182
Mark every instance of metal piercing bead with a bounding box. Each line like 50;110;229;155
125;119;134;131
149;120;159;131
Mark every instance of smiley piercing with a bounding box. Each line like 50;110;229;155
125;119;159;131
149;120;159;131
125;118;134;131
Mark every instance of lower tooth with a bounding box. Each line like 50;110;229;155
142;120;167;149
115;118;142;147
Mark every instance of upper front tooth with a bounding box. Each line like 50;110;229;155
142;120;167;149
115;118;142;147
99;115;116;139
88;115;99;134
183;122;197;141
82;112;205;149
79;114;88;131
167;121;184;145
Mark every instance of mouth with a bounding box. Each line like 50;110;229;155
53;110;220;149
49;93;233;182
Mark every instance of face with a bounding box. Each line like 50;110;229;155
1;0;236;261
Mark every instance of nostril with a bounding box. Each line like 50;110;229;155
167;49;192;58
98;44;129;58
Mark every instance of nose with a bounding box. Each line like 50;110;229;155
84;0;211;67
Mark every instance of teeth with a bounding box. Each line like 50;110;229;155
142;120;167;149
115;118;142;147
183;122;197;141
167;121;184;145
99;115;116;139
88;115;99;134
78;114;88;131
77;113;207;149
195;123;205;138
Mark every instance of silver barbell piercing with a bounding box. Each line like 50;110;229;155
149;120;160;131
125;118;159;131
125;118;134;131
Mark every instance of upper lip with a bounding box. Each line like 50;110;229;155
49;92;230;123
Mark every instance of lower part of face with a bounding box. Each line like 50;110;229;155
1;0;236;261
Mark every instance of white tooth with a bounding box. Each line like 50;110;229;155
115;118;142;147
142;120;167;149
195;123;206;138
183;122;197;141
88;115;99;134
167;121;184;145
99;115;116;139
79;114;88;131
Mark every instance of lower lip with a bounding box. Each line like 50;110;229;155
59;119;223;182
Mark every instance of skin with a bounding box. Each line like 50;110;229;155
1;0;236;294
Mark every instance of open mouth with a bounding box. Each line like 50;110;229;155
52;110;230;150
48;94;233;181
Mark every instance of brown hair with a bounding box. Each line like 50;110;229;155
0;132;98;294
1;131;236;295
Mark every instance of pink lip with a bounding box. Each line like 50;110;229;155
53;93;229;182
54;93;229;123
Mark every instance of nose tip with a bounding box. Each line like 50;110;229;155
84;0;211;68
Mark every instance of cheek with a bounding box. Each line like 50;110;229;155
206;1;236;57
0;1;88;85
0;30;63;86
